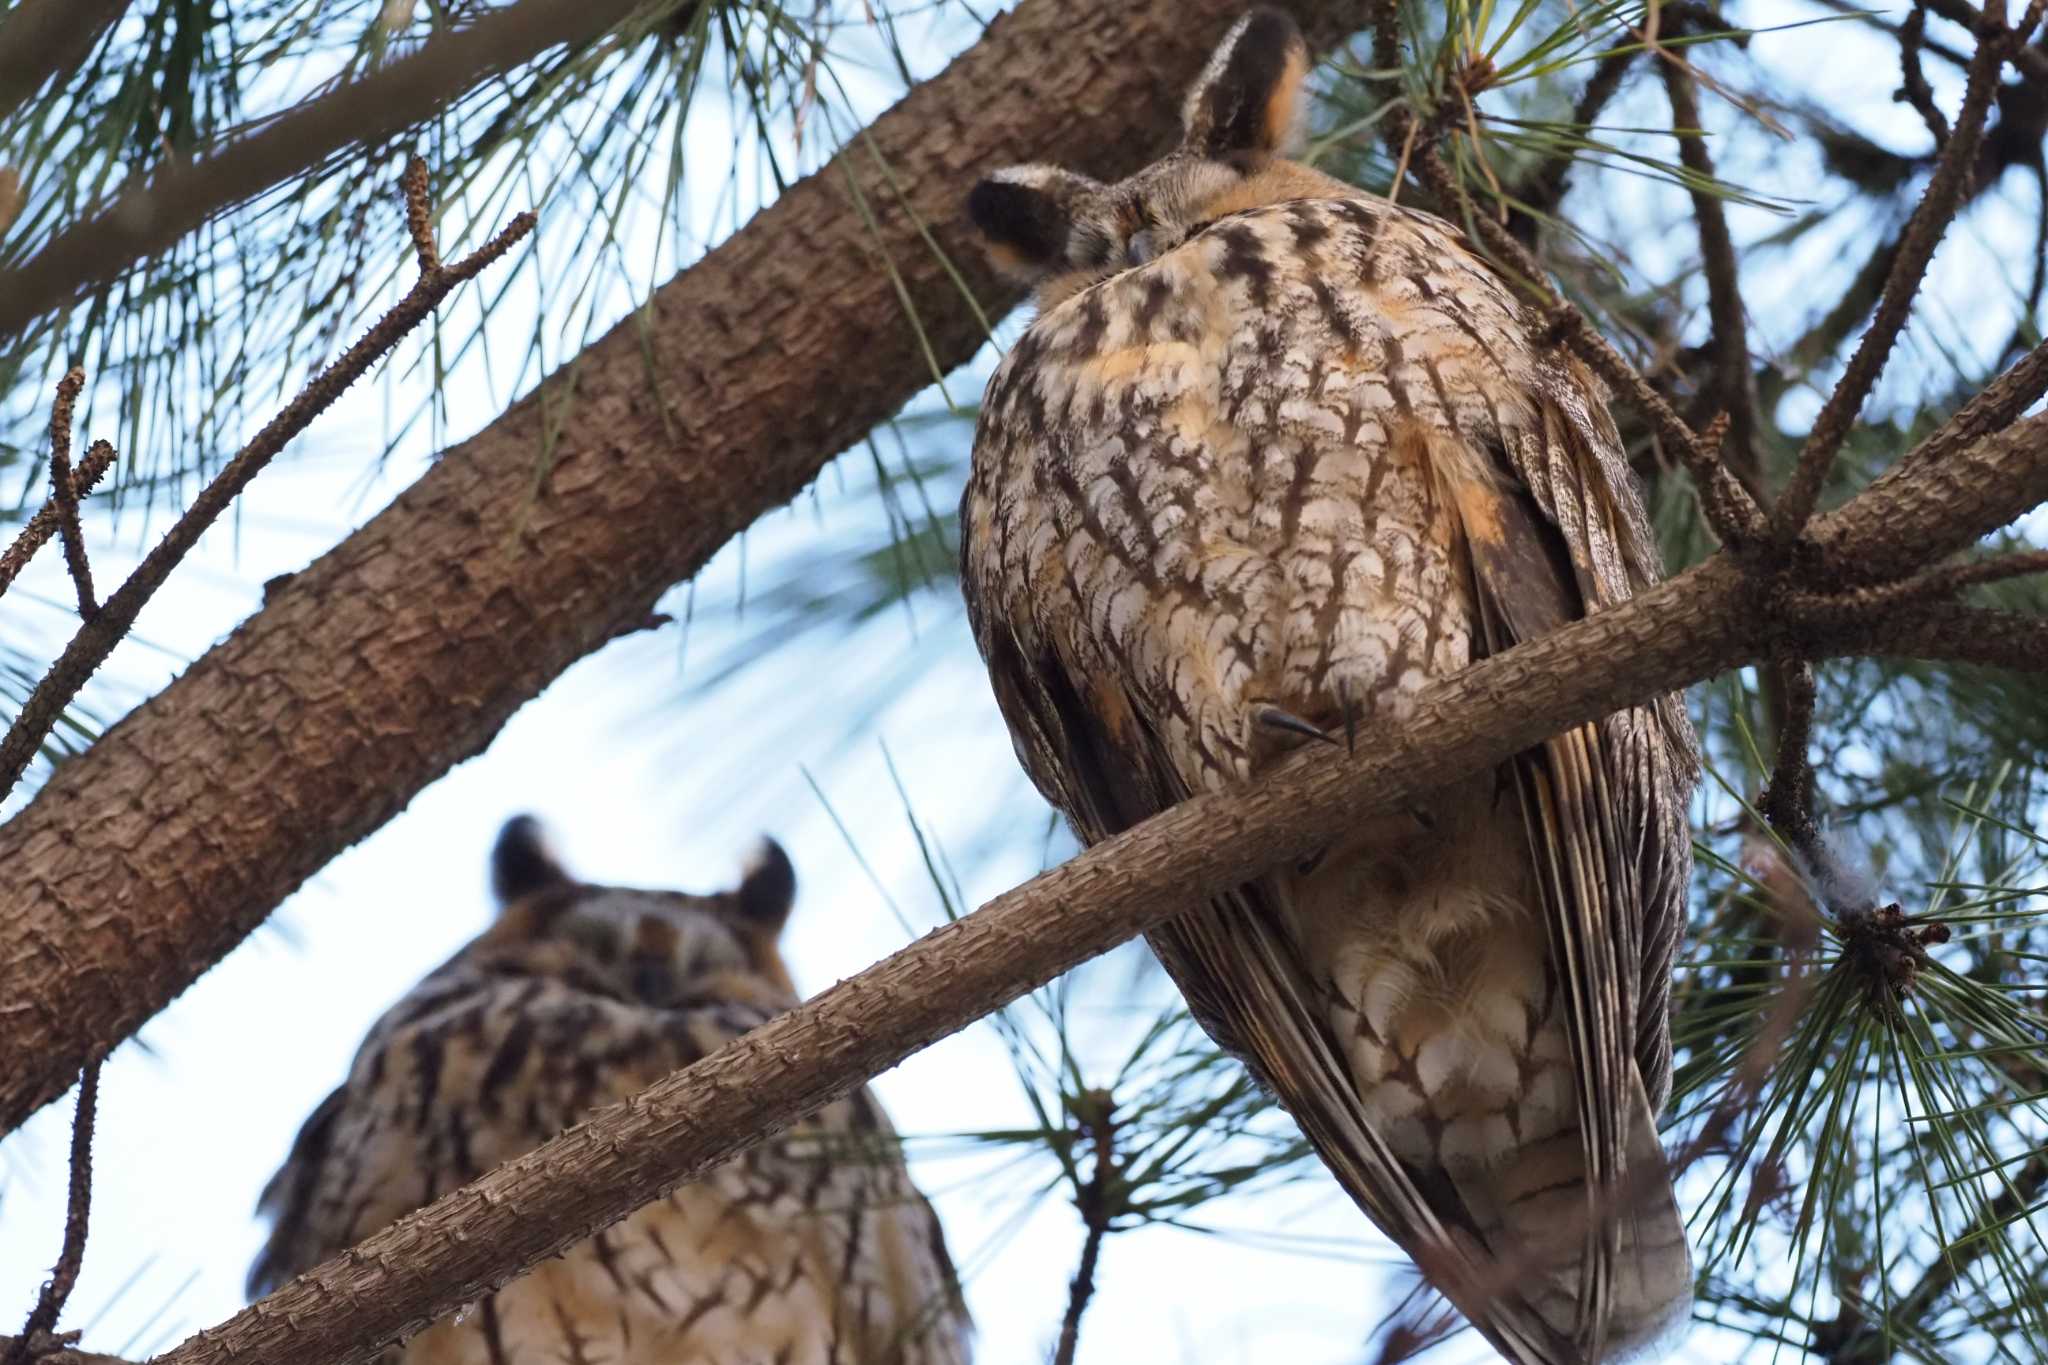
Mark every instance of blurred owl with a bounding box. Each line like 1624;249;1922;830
959;9;1697;1362
251;817;971;1365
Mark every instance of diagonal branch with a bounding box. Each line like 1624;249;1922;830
1771;5;2030;542
1414;146;1767;550
0;165;536;797
1659;42;1761;493
0;445;114;601
42;369;98;620
0;0;657;345
0;0;1378;1140
141;404;2048;1365
3;1063;99;1365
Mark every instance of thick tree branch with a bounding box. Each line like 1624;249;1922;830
142;405;2048;1365
0;0;1375;1138
0;0;655;343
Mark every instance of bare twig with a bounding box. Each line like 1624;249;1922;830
1899;3;1954;146
1422;144;1768;549
0;0;133;127
1773;6;2026;544
1757;658;1821;855
0;446;114;601
1052;1090;1117;1365
1508;47;1638;244
43;369;97;620
1785;549;2048;627
1659;43;1762;493
3;1063;100;1365
0;162;534;796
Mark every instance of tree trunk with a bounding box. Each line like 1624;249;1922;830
0;0;1374;1139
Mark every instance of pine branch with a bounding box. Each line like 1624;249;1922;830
3;1064;99;1365
0;0;672;344
1659;38;1761;493
0;162;535;796
130;404;2048;1365
1772;3;2036;542
0;0;1380;1139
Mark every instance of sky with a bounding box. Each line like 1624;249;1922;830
1;2;2042;1362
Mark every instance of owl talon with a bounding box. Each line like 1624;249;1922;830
1256;705;1338;746
1337;680;1359;756
1297;843;1331;875
1408;805;1436;831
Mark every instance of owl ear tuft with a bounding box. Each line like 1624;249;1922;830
735;837;796;933
968;166;1103;283
1181;8;1310;158
491;815;571;907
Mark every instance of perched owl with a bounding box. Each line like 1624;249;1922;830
959;10;1697;1362
251;818;971;1365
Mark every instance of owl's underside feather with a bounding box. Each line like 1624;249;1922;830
962;194;1696;1362
252;879;969;1365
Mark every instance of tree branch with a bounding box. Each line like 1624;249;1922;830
3;1064;99;1365
1772;4;2029;542
139;402;2048;1365
0;164;535;797
0;0;1378;1139
1659;41;1761;492
0;0;653;344
0;0;133;127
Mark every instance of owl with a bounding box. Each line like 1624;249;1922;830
251;817;971;1365
959;9;1698;1363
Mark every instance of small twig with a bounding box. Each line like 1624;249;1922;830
1405;142;1768;548
0;444;114;601
1757;657;1820;856
0;165;534;796
1773;5;2024;545
1899;3;1953;146
1785;549;2048;627
1051;1090;1117;1365
1659;41;1762;494
44;369;98;619
3;1063;101;1365
401;157;438;273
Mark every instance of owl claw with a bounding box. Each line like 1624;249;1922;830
1256;705;1339;747
1297;843;1331;875
1337;680;1359;755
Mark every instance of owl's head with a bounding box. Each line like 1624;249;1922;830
481;814;802;1009
968;7;1342;310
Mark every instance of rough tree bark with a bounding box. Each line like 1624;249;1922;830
0;0;1375;1137
135;406;2048;1365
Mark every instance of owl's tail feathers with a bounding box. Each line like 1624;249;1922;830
1455;1070;1693;1363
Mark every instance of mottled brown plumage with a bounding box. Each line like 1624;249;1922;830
252;818;970;1365
960;10;1698;1362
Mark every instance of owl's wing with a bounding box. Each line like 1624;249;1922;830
973;602;1571;1361
251;953;970;1365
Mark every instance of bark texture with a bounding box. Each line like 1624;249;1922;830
0;0;1373;1136
146;406;2048;1365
